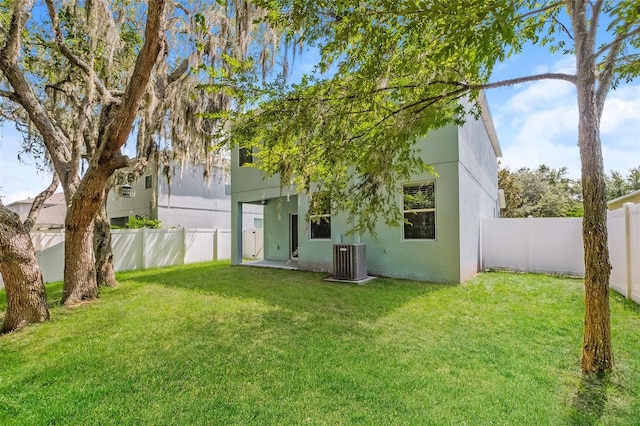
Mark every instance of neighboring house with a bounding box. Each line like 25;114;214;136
230;92;502;283
108;157;263;230
608;189;640;210
5;192;66;229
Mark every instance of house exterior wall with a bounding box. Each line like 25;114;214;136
294;125;464;282
6;201;33;215
156;164;260;229
262;196;299;261
609;190;640;210
457;111;500;281
230;103;500;283
109;160;262;230
107;172;156;223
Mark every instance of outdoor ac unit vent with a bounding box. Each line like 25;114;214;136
333;243;367;281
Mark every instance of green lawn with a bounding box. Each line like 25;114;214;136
1;263;639;425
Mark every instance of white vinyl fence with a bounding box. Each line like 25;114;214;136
1;227;263;286
482;203;640;303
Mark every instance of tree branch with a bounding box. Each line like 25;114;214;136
593;25;640;59
322;73;577;144
0;89;19;103
98;0;167;167
0;0;74;183
23;172;60;232
519;1;565;20
595;36;625;113
44;0;114;104
283;73;576;106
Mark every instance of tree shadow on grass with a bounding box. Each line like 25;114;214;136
116;262;452;321
569;373;609;425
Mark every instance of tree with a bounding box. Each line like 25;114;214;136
1;0;278;308
222;1;640;373
1;0;167;305
499;165;583;217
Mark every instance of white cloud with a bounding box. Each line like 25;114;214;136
490;59;640;179
600;85;640;134
501;79;575;115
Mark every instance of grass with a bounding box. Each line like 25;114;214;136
1;263;639;425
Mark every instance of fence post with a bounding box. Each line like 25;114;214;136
624;202;634;299
213;229;219;261
181;227;186;265
527;216;534;272
141;227;147;270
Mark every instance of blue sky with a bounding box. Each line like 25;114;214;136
1;44;639;205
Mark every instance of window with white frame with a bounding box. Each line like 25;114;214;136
403;181;436;240
309;193;331;240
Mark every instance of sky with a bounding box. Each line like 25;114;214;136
1;45;639;205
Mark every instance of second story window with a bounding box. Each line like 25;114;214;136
239;147;253;167
145;175;152;189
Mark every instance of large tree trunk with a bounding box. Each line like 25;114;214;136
62;170;113;304
63;215;99;305
0;205;50;333
578;110;612;373
94;199;117;287
573;6;613;371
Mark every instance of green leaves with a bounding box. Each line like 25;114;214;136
218;0;640;234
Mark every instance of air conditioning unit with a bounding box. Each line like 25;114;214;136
333;243;367;281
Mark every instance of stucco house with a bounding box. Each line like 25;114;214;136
608;189;640;211
108;157;263;230
6;192;66;229
231;93;502;283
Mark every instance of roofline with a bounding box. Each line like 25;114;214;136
607;188;640;206
478;91;502;158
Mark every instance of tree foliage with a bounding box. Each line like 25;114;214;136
604;166;640;200
499;165;583;218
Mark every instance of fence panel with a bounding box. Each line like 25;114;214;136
217;229;232;260
143;229;185;269
35;241;65;283
111;229;144;271
482;217;583;275
608;208;627;296
1;227;242;288
628;204;640;303
184;229;216;264
531;218;584;275
482;219;528;271
483;205;640;305
31;230;65;251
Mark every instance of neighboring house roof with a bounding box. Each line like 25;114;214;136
7;192;66;229
608;189;640;210
8;192;65;207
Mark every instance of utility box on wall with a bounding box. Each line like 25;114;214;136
333;243;367;281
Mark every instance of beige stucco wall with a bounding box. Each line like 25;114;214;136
609;191;640;211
